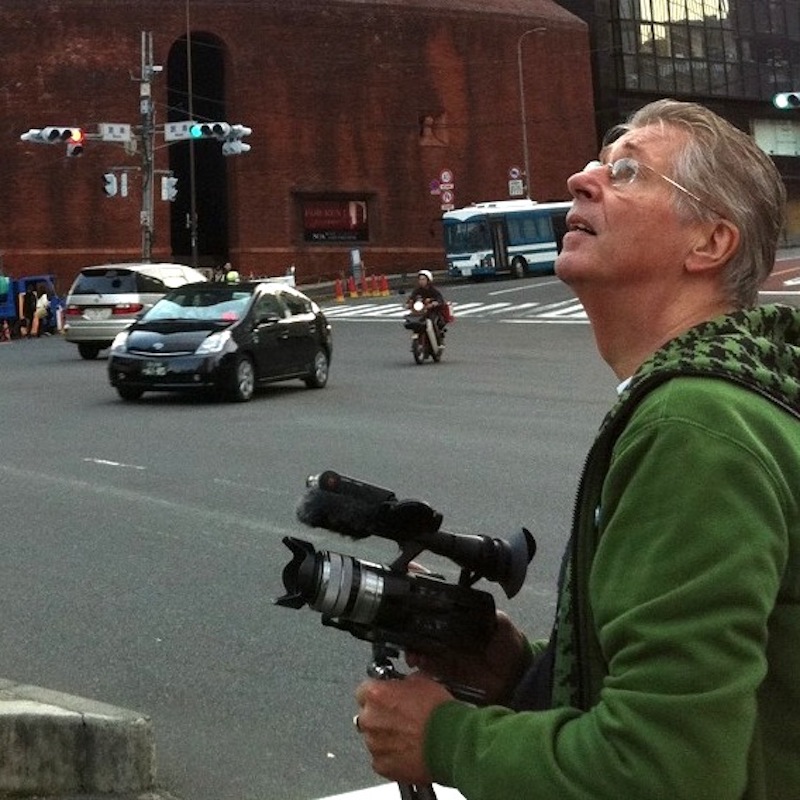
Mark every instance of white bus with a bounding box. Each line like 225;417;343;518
442;198;571;279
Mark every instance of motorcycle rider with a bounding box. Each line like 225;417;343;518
407;270;447;341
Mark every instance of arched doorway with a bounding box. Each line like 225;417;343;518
166;33;229;267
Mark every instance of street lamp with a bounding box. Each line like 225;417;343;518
517;27;546;199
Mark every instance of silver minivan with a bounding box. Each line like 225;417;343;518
63;262;208;359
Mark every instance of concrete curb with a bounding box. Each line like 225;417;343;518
0;678;156;797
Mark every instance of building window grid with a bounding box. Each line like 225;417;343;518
613;0;800;99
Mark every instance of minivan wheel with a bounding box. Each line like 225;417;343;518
78;343;103;360
224;355;255;402
304;348;329;388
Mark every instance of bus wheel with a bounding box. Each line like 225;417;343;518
510;257;527;279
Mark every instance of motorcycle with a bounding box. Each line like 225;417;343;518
403;298;447;364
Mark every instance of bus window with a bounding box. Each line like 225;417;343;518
444;220;491;254
507;213;550;246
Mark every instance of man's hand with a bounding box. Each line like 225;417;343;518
406;611;530;705
355;672;452;785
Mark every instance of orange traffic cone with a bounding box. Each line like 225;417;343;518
366;274;376;297
348;276;358;298
379;275;390;297
334;278;345;303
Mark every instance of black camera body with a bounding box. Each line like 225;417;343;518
275;471;536;659
278;536;498;654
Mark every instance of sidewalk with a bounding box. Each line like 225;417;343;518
0;678;159;798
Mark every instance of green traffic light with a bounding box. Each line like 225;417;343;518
189;124;202;138
773;92;800;109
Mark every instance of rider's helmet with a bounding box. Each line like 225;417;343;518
418;269;433;283
225;269;240;283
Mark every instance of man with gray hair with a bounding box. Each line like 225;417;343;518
354;99;800;799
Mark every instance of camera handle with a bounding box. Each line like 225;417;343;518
368;644;438;800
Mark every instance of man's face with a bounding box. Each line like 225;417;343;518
556;124;704;297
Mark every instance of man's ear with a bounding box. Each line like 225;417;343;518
686;219;740;274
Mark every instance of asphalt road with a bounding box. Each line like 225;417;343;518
0;275;651;799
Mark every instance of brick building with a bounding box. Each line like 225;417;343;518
3;0;596;289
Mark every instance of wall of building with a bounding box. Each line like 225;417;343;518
1;0;596;289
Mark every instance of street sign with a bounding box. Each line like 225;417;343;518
99;123;132;142
164;121;196;142
508;179;525;197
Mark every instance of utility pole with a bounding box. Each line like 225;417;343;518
185;0;200;267
138;31;161;261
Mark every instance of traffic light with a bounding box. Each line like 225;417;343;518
161;175;178;202
20;126;85;155
189;122;231;140
102;173;118;197
773;92;800;110
20;126;84;145
66;128;85;157
221;124;252;156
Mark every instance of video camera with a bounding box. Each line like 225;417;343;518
275;470;536;660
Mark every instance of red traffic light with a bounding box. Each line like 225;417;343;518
67;128;85;157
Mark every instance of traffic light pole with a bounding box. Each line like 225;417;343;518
139;31;158;261
185;0;200;267
21;29;250;265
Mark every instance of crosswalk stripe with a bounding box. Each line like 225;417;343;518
321;299;587;322
453;302;512;316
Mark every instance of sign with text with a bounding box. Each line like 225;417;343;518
302;199;369;242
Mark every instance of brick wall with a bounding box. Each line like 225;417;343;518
1;0;596;289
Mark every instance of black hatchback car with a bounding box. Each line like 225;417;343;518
107;281;332;402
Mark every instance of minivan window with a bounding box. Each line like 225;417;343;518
135;272;169;293
71;270;141;294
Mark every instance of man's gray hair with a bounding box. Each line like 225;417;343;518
616;99;786;308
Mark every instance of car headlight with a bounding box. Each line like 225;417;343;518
196;329;232;355
110;331;129;353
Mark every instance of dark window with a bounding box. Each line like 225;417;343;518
71;270;141;294
507;213;550;246
282;292;310;316
135;272;169;293
255;294;286;319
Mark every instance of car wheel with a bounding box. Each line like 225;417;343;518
510;256;527;279
78;343;102;360
304;348;329;389
116;385;144;401
225;355;255;402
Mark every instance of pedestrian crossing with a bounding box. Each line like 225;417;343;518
321;298;588;324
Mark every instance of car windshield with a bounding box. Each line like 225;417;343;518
144;289;253;322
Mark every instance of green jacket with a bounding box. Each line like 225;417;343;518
426;305;800;799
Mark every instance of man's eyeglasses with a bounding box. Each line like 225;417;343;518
583;158;724;218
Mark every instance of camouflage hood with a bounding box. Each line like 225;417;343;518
611;303;800;428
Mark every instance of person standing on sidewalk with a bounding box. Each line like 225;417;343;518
354;99;800;799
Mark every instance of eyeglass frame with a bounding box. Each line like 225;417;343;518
582;157;725;219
